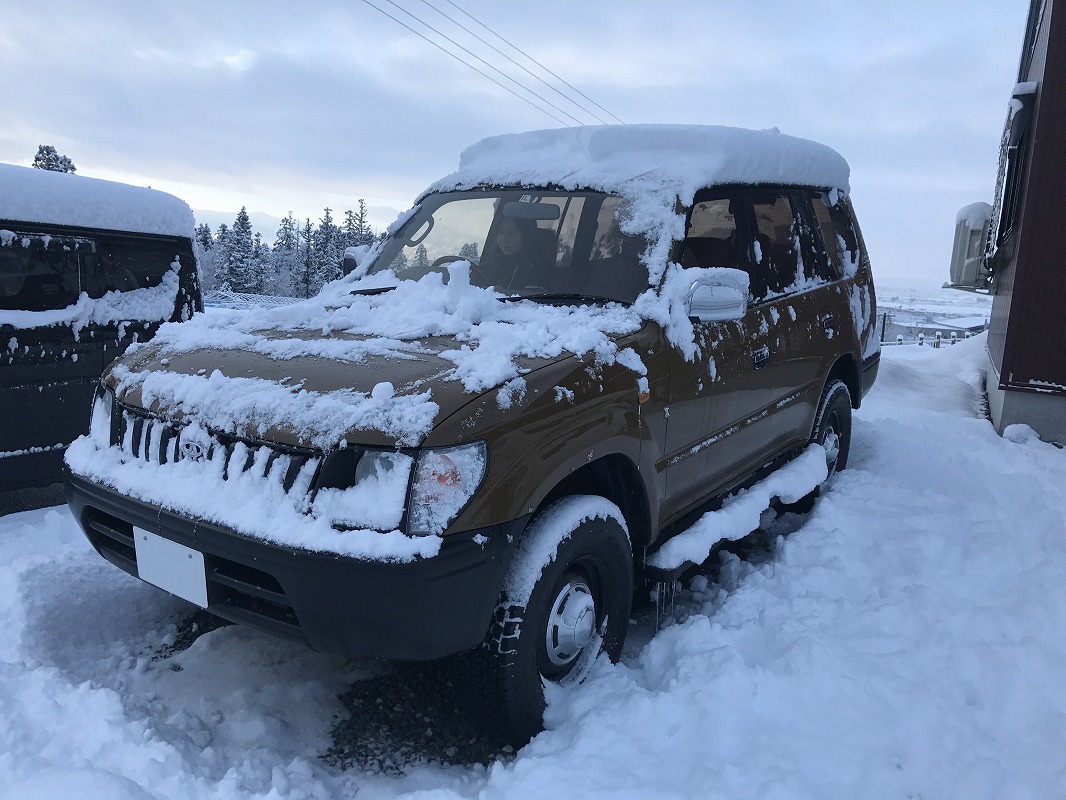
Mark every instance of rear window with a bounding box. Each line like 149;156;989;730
0;229;180;311
0;232;87;311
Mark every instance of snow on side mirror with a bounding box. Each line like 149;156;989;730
342;245;371;276
687;278;748;322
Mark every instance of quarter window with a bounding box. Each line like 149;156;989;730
811;192;860;278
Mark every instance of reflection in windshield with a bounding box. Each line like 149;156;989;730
368;190;649;305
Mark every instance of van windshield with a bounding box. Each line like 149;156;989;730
368;190;649;305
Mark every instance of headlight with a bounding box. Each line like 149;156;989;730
313;449;414;531
407;442;487;536
89;384;116;446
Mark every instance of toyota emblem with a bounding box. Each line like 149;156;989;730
180;440;207;462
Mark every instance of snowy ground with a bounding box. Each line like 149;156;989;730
2;334;1064;799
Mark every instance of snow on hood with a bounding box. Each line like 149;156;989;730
0;162;195;238
107;263;645;450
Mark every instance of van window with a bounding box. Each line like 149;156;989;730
749;194;801;297
748;192;837;298
810;192;860;278
0;232;88;311
681;195;753;269
82;239;178;298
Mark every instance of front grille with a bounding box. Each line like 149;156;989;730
117;408;321;498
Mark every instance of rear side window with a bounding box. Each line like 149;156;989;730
810;191;861;277
82;239;177;298
0;232;88;311
749;191;838;299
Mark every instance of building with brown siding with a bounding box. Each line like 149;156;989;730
984;0;1066;445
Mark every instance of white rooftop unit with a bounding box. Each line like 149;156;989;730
948;202;992;290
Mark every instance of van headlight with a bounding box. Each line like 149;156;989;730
407;442;488;536
89;384;117;447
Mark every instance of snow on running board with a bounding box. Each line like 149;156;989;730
647;444;828;572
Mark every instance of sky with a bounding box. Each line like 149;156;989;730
0;0;1032;287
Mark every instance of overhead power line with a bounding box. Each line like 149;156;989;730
360;0;589;127
414;0;613;126
357;0;572;126
439;0;625;125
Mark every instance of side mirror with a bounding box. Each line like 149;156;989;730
687;276;748;322
342;245;371;276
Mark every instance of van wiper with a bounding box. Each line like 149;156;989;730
348;286;395;296
501;292;622;306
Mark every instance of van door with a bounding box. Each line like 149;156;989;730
744;189;852;455
0;226;199;489
663;191;769;518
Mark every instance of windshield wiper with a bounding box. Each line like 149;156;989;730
501;292;622;306
347;286;395;296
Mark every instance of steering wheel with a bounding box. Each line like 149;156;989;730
431;255;465;268
430;255;490;286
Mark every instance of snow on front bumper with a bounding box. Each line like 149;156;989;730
64;401;441;563
64;470;523;660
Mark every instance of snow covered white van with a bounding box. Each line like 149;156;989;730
1;164;201;490
65;125;877;745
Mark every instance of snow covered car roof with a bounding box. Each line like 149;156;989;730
424;124;851;203
0;162;195;239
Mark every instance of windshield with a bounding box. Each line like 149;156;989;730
368;190;649;304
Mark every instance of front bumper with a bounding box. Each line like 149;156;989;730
65;470;524;661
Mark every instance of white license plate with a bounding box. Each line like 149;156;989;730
133;527;208;608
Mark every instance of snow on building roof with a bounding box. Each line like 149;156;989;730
424;124;851;203
932;316;990;331
955;201;992;228
0;162;195;239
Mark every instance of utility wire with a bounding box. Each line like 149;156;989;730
366;0;589;126
414;0;611;125
440;0;625;125
357;0;571;126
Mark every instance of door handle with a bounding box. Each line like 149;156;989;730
752;345;770;370
822;315;836;336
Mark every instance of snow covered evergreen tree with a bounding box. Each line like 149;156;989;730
251;232;270;294
193;223;218;290
413;244;431;271
271;212;301;297
458;242;480;263
311;207;341;294
218;207;255;293
214;223;232;291
32;145;76;173
296;218;315;299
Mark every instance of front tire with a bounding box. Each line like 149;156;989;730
462;496;633;746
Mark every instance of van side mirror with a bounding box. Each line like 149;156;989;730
687;275;748;322
342;245;371;276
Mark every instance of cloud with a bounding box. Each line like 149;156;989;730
0;0;1033;284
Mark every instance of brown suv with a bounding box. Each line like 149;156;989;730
65;125;877;745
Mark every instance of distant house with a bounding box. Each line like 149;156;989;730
954;0;1066;445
